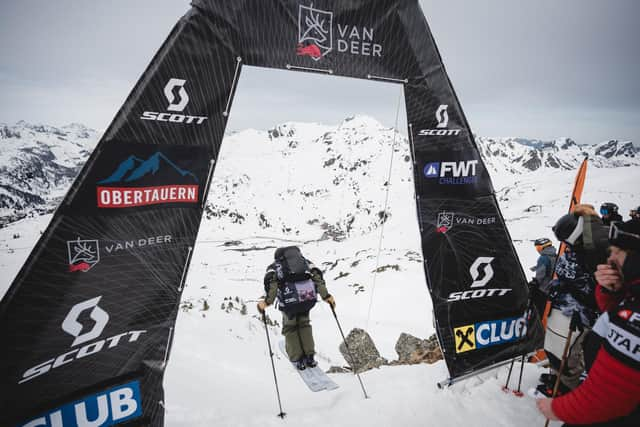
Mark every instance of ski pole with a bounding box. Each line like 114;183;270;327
330;305;370;399
543;312;577;427
502;358;516;392
514;354;526;397
262;311;286;419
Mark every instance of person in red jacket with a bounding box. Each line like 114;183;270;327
537;220;640;426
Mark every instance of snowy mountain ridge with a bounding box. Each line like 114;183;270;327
0;117;637;229
1;118;639;427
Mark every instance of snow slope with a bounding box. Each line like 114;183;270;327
0;118;639;426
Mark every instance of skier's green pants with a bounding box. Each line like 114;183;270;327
282;311;315;361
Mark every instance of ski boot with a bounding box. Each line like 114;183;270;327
304;354;318;368
295;358;307;371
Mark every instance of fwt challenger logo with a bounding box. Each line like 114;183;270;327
423;160;479;185
454;315;527;354
435;211;497;233
296;4;383;60
140;78;207;124
19;381;142;427
68;238;100;272
19;297;147;384
96;152;199;208
447;257;512;302
419;105;462;137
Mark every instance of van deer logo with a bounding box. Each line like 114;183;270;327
297;5;333;60
436;212;454;233
68;238;100;272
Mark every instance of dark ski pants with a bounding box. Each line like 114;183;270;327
282;311;315;361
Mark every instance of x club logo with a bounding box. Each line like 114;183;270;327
454;325;476;353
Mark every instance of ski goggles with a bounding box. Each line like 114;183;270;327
609;221;640;250
600;207;610;216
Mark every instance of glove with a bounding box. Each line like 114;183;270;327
257;300;268;313
324;295;336;309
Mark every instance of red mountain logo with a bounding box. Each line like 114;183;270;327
97;152;199;208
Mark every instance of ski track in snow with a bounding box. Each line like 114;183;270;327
1;120;638;426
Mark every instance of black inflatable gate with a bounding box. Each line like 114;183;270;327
0;1;542;425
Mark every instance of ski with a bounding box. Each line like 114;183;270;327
278;341;339;392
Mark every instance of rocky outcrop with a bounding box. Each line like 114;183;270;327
338;328;388;373
391;333;442;365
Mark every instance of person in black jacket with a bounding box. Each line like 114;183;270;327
600;202;623;225
257;247;335;370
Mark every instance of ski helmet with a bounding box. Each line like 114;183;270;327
609;220;640;251
534;238;552;252
552;214;584;246
600;202;619;216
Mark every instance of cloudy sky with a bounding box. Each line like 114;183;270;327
1;0;638;145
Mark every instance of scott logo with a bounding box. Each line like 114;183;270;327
164;78;189;112
470;257;494;288
140;78;207;125
19;381;143;427
448;257;512;302
19;297;147;384
423;160;479;185
436;104;449;128
297;5;332;60
418;105;462;136
62;296;109;347
68;238;100;272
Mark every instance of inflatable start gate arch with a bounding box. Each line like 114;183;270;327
0;1;542;425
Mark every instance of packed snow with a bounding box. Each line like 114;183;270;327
1;118;638;426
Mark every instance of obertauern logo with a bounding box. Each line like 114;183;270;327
141;78;207;125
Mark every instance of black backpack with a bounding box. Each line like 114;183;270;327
268;247;317;315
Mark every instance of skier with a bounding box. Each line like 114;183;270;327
533;205;607;396
257;246;335;370
536;220;640;426
600;202;623;225
529;237;557;317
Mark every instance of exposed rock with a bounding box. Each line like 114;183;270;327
339;328;388;373
326;366;351;374
393;333;442;365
